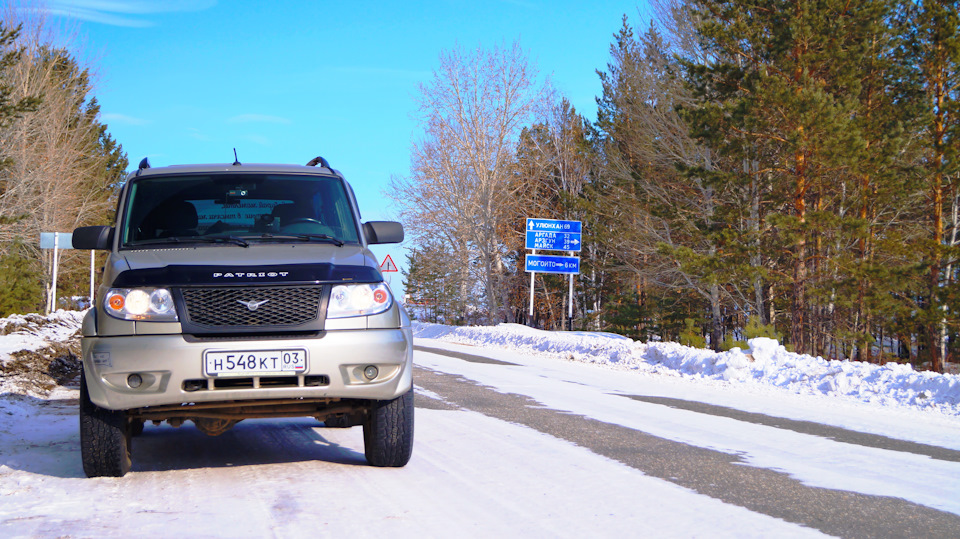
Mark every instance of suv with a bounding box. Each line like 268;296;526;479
72;157;413;477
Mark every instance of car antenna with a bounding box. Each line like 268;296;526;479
232;148;241;166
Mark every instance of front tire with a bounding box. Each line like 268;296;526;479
79;368;132;477
363;388;414;467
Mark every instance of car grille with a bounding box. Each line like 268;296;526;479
181;286;323;328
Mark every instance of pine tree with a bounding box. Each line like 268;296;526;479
0;237;42;315
0;17;127;314
899;0;960;372
0;22;40;211
679;0;901;354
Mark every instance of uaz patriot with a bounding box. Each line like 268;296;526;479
72;156;412;477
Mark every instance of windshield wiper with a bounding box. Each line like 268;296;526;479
130;235;249;248
202;235;250;247
254;233;344;247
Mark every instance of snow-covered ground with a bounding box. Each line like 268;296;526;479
4;311;958;416
409;323;960;538
413;321;960;418
2;312;959;536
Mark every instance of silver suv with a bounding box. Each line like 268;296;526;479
72;157;413;477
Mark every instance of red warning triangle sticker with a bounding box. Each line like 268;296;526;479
380;254;398;272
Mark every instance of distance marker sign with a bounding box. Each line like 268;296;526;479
525;254;580;274
525;218;583;252
525;218;584;320
526;218;582;234
525;231;582;251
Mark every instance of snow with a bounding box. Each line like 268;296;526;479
5;312;957;416
416;347;960;516
411;322;960;518
0;311;84;369
0;393;823;538
1;312;959;535
412;322;960;417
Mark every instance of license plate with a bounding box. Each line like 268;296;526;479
204;349;307;377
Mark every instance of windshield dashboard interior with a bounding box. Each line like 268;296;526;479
119;173;361;249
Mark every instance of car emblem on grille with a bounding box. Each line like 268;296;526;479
237;299;270;311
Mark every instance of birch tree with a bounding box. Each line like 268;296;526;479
0;5;127;313
390;41;547;323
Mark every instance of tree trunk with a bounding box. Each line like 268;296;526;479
710;283;723;351
792;146;808;354
927;59;947;373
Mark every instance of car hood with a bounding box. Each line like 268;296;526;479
107;243;381;287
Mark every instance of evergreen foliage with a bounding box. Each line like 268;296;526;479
379;1;959;371
0;236;42;315
0;23;39;131
679;318;707;348
0;16;127;315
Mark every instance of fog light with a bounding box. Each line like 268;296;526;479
363;365;379;381
183;380;205;392
127;373;143;388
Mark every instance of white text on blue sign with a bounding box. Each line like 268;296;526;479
525;231;582;252
525;254;580;274
526;218;582;234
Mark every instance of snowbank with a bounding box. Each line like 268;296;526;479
0;310;85;396
0;310;84;360
1;312;957;417
413;322;960;417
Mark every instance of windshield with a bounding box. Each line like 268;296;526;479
120;173;360;248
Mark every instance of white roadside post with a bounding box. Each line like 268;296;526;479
569;251;574;322
528;249;536;320
51;233;59;314
90;250;96;308
40;232;74;314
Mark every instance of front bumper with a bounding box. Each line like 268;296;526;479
81;327;413;411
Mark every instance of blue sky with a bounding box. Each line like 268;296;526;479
44;0;647;291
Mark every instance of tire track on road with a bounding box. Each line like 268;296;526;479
413;361;960;538
416;343;960;462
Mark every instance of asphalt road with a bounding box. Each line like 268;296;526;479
413;345;960;538
4;345;958;537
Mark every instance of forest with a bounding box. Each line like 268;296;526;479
0;1;957;373
393;0;960;373
0;7;127;318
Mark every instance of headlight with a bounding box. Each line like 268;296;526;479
104;288;178;321
328;283;392;318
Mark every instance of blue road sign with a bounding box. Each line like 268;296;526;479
525;254;580;274
525;231;582;252
526;218;582;234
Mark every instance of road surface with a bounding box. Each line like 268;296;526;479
1;342;958;538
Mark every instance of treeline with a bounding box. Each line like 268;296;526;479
0;8;127;315
394;0;959;372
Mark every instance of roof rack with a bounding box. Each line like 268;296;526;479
306;156;331;168
135;157;150;176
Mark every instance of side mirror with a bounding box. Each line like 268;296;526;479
363;221;404;244
72;226;114;250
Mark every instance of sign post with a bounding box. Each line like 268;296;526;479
40;232;74;314
525;218;582;329
90;250;95;308
380;253;398;286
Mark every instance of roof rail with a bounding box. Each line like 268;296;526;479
135;157;150;176
306;156;331;168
